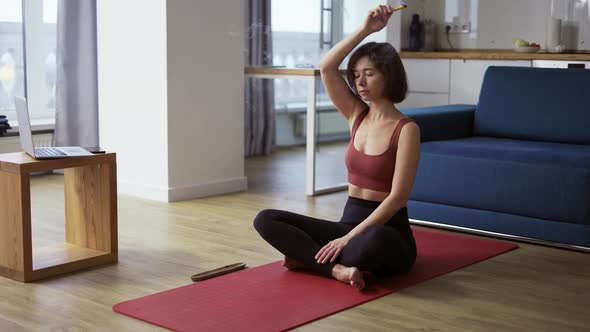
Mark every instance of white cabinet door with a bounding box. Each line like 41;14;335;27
532;60;590;68
398;92;449;109
402;58;450;93
400;58;450;108
450;60;531;104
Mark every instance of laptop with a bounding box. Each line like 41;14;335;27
14;96;93;159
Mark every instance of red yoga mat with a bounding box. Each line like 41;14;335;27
113;228;518;331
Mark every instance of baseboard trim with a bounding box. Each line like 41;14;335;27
168;176;248;202
117;176;248;202
410;218;590;253
117;180;170;202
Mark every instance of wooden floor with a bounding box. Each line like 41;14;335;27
1;148;589;331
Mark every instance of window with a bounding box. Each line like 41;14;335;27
0;0;57;123
271;0;386;112
271;0;323;112
0;0;25;121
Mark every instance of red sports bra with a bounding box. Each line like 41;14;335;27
345;108;414;192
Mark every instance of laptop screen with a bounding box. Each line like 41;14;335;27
14;96;36;156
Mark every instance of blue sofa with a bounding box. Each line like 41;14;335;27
403;66;590;250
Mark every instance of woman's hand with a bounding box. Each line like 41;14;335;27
316;236;352;264
362;4;394;34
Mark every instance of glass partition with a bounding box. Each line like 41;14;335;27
313;77;349;194
261;0;390;195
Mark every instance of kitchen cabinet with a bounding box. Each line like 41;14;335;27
399;58;532;107
398;58;450;108
399;92;450;109
450;59;531;104
532;60;590;69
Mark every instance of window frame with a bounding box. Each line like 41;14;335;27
1;0;56;125
23;0;56;122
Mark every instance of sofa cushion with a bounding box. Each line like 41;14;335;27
407;200;590;247
475;66;590;144
410;136;590;225
402;104;475;142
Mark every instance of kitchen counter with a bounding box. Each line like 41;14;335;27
400;50;590;61
244;67;347;76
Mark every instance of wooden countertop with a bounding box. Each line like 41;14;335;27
0;152;116;174
400;50;590;61
245;50;590;76
245;66;319;76
245;67;347;76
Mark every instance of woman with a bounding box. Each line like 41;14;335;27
254;4;420;290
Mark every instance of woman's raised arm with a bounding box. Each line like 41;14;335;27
318;4;395;122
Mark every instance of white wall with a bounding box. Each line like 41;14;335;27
166;0;246;201
343;0;387;43
476;0;590;50
97;0;246;202
476;0;550;49
97;0;170;201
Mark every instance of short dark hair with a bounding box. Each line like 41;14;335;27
346;42;408;104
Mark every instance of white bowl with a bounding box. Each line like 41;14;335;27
513;46;541;53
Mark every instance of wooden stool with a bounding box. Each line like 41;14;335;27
0;152;118;282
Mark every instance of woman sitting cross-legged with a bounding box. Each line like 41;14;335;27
254;4;420;290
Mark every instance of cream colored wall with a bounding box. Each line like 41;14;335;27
475;0;550;49
97;0;170;201
165;0;246;201
97;0;246;202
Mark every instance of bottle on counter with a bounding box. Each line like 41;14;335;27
545;16;562;52
409;14;423;51
422;19;436;51
549;0;578;52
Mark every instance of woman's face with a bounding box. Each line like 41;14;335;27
353;56;385;101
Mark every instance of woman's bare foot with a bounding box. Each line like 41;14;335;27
331;264;365;290
282;256;307;270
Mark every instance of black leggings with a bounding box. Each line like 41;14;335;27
253;196;417;277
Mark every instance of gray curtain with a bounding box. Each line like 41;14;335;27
245;0;275;157
54;0;98;147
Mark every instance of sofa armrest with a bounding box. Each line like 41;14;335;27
401;104;476;142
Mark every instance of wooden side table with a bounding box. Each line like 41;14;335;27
0;152;118;282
